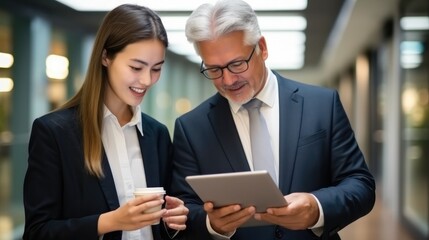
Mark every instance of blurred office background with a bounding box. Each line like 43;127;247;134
0;0;427;239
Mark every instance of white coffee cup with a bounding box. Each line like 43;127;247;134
133;187;166;224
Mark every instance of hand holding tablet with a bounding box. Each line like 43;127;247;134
185;170;287;227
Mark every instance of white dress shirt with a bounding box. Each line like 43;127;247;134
101;105;154;240
207;69;324;239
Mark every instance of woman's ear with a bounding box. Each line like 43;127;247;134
102;49;109;67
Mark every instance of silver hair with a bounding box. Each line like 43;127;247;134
185;0;261;55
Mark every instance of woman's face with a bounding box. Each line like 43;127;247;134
197;31;268;104
102;39;165;113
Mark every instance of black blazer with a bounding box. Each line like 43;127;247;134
171;71;376;240
23;106;173;240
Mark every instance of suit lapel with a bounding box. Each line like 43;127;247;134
208;94;251;172
137;119;162;239
276;73;303;193
205;75;303;193
138;121;160;187
99;153;120;211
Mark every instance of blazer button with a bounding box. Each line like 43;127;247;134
275;226;283;239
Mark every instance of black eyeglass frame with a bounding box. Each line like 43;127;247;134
199;46;256;80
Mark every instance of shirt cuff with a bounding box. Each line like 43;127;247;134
206;215;235;240
308;194;324;236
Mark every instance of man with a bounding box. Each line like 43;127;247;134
170;0;375;239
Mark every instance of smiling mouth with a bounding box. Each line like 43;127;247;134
225;82;246;92
130;87;146;94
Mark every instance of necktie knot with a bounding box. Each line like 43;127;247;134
243;98;263;111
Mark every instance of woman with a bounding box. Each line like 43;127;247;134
23;4;188;240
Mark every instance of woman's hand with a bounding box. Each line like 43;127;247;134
98;194;166;235
162;195;189;231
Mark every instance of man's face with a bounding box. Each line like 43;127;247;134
197;31;268;104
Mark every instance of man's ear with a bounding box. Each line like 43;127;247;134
258;36;268;60
102;49;109;67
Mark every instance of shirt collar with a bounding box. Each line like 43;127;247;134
103;104;143;136
229;68;277;113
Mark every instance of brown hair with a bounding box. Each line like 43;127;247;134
60;4;168;177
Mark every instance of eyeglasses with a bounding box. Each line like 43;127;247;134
200;46;256;80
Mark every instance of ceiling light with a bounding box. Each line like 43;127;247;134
54;0;308;70
257;16;307;31
166;31;194;55
266;46;305;70
267;56;304;70
264;31;306;69
263;31;306;45
166;30;306;70
55;0;307;11
401;54;422;69
400;16;429;31
160;16;188;31
400;41;424;69
46;55;69;80
400;41;424;55
161;15;307;32
0;78;14;92
0;52;14;68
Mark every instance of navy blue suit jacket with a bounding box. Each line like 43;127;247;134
170;71;375;240
23;107;173;240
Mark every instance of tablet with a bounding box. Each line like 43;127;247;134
185;170;287;227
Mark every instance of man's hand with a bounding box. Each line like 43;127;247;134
254;192;319;230
205;202;256;235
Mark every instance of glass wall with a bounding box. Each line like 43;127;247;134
400;0;429;238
